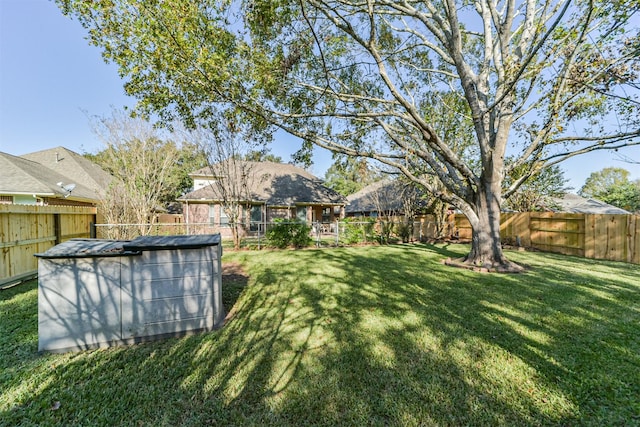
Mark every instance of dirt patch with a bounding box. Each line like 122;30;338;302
221;262;249;324
222;262;249;284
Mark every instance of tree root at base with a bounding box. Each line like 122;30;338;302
442;257;527;274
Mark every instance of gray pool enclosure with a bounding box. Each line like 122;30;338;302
36;234;224;352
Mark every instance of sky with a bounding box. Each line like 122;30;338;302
1;0;638;190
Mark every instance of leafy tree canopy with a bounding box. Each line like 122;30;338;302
503;164;570;212
59;0;640;270
324;155;380;196
86;110;208;210
580;167;630;198
580;167;640;212
243;149;283;163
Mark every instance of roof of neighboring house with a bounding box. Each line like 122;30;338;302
0;151;99;202
345;179;425;214
549;193;631;214
20;146;112;199
180;161;346;206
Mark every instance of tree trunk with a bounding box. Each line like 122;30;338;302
229;217;243;250
459;183;524;273
230;226;241;250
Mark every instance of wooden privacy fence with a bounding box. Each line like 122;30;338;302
453;212;640;264
0;205;97;285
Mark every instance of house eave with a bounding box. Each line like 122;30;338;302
0;191;56;197
179;197;263;205
180;197;345;208
296;202;345;207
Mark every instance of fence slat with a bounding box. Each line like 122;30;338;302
459;212;638;264
0;205;96;282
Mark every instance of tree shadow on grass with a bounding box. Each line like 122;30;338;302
0;280;40;373
268;246;640;424
1;246;639;425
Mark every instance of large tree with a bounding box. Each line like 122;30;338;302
87;138;208;210
59;0;640;270
503;165;570;212
580;167;640;212
324;155;379;196
90;110;189;238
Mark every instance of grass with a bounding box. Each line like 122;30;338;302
1;244;639;426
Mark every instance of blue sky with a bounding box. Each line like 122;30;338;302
1;0;638;189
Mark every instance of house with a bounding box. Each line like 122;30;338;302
345;179;426;218
20;146;112;200
548;193;631;214
0;147;111;206
178;161;346;237
346;182;632;217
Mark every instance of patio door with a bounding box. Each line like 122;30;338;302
250;205;263;231
296;206;307;222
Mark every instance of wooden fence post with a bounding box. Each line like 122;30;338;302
584;214;595;259
629;215;640;264
54;213;62;245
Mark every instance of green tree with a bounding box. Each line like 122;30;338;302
90;141;208;207
89;110;190;238
88;111;208;210
58;0;640;271
580;167;640;212
171;142;210;200
580;167;630;198
243;149;283;163
504;165;570;212
606;182;640;212
324;155;379;196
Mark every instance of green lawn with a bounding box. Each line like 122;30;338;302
1;244;639;426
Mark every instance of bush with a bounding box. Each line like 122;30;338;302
290;222;312;248
265;219;312;249
340;217;376;245
395;221;412;243
377;220;394;244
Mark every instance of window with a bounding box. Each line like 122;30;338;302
322;207;331;223
208;204;216;225
13;195;37;205
296;206;307;222
250;205;262;231
219;208;229;227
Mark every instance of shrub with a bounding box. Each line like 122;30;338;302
290;222;312;248
340;217;376;245
395;221;412;243
377;220;394;244
265;219;312;249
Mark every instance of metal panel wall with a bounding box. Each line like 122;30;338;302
38;257;125;352
122;245;224;339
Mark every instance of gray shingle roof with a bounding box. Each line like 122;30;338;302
345;179;425;214
20;146;112;198
550;193;631;214
0;151;99;201
180;161;346;206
